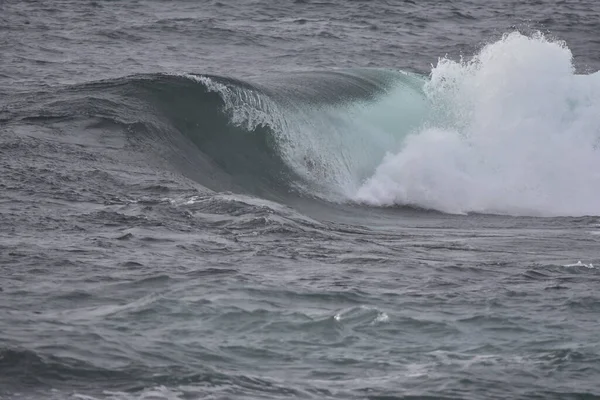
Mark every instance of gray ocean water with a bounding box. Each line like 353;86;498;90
2;1;600;399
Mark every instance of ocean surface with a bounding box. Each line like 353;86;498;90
1;1;600;399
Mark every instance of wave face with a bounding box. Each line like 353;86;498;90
355;32;600;216
180;70;429;200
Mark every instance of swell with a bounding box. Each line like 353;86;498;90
2;69;427;202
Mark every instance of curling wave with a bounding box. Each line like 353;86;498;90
171;69;429;200
9;32;600;217
176;32;600;217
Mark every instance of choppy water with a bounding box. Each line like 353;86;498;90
1;1;600;399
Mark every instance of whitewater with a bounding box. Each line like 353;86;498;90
357;32;600;216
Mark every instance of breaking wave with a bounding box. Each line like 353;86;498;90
8;32;600;216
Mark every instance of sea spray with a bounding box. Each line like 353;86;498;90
355;32;600;216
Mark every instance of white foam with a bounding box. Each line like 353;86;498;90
374;312;389;324
564;260;595;268
356;32;600;216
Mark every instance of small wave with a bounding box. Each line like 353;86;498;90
563;260;595;268
332;305;389;326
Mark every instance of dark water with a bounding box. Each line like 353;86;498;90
2;1;600;399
